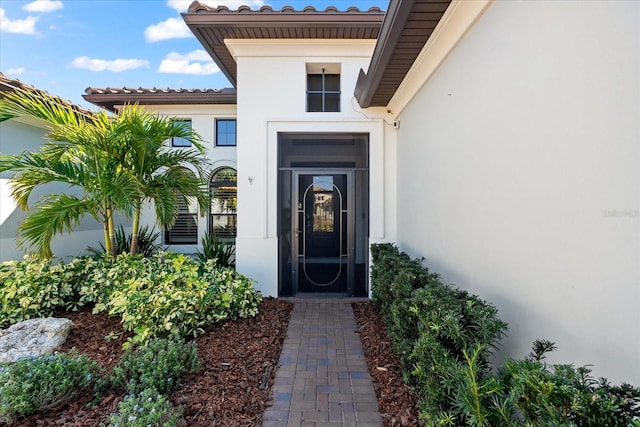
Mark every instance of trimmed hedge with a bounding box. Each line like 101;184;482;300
370;243;507;424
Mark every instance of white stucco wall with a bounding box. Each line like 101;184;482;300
393;1;639;384
228;39;393;296
0;119;105;261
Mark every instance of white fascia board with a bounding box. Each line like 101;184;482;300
225;39;376;60
387;0;493;118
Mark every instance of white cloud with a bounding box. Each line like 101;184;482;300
0;8;38;34
167;0;266;13
71;56;149;72
166;0;192;12
158;50;219;75
7;67;25;75
149;1;267;42
144;17;191;42
23;0;64;13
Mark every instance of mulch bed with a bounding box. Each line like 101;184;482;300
10;298;293;427
353;301;423;427
8;299;419;426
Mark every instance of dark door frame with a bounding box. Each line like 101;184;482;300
277;132;370;297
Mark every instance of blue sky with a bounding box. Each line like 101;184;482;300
0;0;388;110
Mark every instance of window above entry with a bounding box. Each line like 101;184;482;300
307;63;341;113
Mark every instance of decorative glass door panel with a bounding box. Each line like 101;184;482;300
294;172;353;293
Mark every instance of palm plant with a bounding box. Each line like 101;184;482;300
114;105;210;254
0;88;137;258
0;89;210;258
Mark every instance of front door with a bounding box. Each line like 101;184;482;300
293;171;354;294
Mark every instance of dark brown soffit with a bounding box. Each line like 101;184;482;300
354;0;451;108
182;2;385;87
83;87;237;112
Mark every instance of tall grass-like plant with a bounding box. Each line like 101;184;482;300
194;233;235;268
87;225;164;257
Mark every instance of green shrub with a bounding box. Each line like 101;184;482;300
453;341;640;426
93;253;261;346
370;244;442;363
370;243;406;314
109;337;199;395
0;258;87;327
369;243;507;425
0;352;100;423
107;388;183;427
74;255;128;306
410;283;507;424
199;261;262;320
194;233;235;268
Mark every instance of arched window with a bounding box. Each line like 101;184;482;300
209;167;237;239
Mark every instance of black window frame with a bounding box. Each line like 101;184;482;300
215;119;237;147
306;72;340;112
209;167;237;240
171;119;192;148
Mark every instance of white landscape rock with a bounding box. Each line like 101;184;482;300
0;317;74;363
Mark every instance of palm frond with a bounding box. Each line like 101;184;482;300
0;87;90;126
17;194;96;258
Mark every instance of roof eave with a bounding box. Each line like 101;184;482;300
182;3;384;88
354;0;452;109
180;18;238;86
83;90;238;113
355;0;416;108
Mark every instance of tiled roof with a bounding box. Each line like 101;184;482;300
84;87;233;95
182;2;385;87
83;86;237;112
0;72;94;116
188;4;384;14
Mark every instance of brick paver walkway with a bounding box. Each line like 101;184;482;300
262;296;383;427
